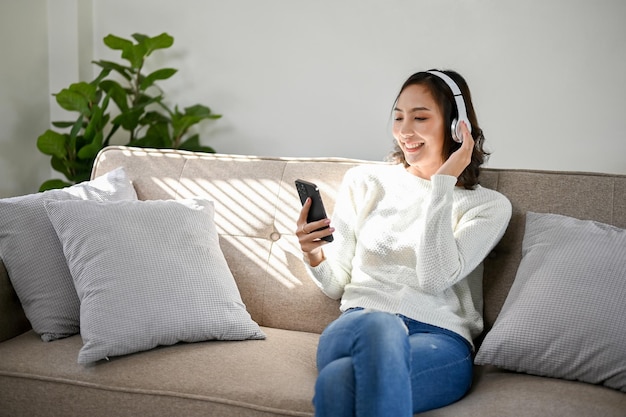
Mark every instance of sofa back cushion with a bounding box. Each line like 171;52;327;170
92;147;626;335
93;147;371;333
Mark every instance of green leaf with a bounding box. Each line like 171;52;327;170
184;104;211;118
170;104;221;141
54;81;101;115
39;179;72;192
64;156;93;174
131;122;171;148
131;33;149;43
113;108;143;131
77;135;103;160
51;121;76;128
80;95;110;158
93;60;133;81
55;88;89;114
137;92;163;107
171;116;194;141
68;116;84;151
83;118;96;143
50;155;71;179
122;43;148;69
139;68;177;90
178;134;215;153
184;104;222;120
140;110;170;125
103;34;149;69
66;166;92;183
73;81;97;96
100;79;129;112
139;33;174;56
83;96;109;142
37;130;67;159
91;67;112;85
103;34;133;51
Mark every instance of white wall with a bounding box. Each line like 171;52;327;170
1;0;625;197
0;0;50;197
89;0;626;175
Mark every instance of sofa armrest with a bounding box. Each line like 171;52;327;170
0;260;31;342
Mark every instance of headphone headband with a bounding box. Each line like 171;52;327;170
427;70;471;143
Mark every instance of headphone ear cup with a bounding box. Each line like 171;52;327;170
451;119;463;143
427;70;470;144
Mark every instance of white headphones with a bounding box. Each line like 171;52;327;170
427;70;471;143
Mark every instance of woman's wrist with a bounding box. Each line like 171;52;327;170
305;250;325;267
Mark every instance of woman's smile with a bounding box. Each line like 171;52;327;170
403;141;425;151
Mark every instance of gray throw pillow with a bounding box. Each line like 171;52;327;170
44;197;266;364
0;168;137;341
475;212;626;392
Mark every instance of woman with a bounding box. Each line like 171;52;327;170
296;70;512;416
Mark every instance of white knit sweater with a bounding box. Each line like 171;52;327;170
307;163;512;346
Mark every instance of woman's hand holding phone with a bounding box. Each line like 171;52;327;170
296;198;333;267
295;179;334;267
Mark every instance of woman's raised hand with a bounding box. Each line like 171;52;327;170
436;121;474;179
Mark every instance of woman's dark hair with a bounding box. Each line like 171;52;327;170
387;69;489;189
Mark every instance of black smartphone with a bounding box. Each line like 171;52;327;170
295;179;334;242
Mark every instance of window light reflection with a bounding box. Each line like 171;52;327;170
151;175;322;289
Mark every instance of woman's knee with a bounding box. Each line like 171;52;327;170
314;357;355;416
354;309;408;341
354;310;409;356
317;309;408;369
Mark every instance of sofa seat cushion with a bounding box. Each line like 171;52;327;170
419;366;626;417
2;330;625;417
0;328;318;417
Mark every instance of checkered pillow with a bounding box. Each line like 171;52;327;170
44;197;265;364
475;212;626;392
0;168;137;341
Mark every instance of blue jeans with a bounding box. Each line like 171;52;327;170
314;308;473;417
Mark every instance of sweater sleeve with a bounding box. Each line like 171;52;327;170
410;175;512;294
305;169;360;299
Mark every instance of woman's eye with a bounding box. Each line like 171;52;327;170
415;117;427;121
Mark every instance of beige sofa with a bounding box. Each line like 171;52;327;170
1;145;625;416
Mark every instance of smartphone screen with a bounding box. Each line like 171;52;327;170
294;179;333;242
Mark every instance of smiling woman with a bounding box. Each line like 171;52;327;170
295;69;512;416
389;70;488;189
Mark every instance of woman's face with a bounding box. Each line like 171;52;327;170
392;83;446;179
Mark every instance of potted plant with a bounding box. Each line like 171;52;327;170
37;32;221;191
